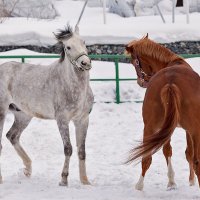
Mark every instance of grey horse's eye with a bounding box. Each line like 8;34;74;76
67;46;71;50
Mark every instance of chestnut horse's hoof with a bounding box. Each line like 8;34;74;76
135;183;144;191
135;175;144;191
189;177;196;186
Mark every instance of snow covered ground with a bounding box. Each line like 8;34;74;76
0;0;200;46
0;50;200;200
1;0;200;199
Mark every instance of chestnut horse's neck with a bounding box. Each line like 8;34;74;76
167;58;192;69
128;37;192;71
139;55;192;75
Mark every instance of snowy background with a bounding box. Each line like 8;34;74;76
0;0;200;199
0;0;200;45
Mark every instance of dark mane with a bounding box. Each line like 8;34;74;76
127;37;183;64
54;25;73;40
54;25;73;63
55;42;65;63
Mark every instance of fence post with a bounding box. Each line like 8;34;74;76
114;58;120;104
21;57;25;63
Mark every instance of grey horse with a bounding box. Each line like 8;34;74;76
0;25;94;186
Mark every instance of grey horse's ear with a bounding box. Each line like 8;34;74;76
75;25;79;34
53;32;61;42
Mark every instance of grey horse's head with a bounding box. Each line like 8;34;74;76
54;25;91;71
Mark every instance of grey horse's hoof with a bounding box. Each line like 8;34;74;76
80;176;91;185
59;181;68;186
167;182;177;190
23;168;32;177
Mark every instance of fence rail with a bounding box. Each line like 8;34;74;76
0;54;200;103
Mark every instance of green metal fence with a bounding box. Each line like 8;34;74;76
0;54;200;103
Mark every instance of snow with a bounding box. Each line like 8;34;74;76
0;49;200;199
1;0;200;198
0;0;200;46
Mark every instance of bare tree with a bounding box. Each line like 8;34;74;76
0;0;19;23
0;0;58;22
107;0;135;17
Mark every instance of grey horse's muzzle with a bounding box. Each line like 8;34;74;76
80;61;92;70
66;50;92;71
76;53;92;71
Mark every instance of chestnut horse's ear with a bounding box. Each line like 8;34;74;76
125;45;132;54
125;45;131;52
125;45;132;53
145;33;148;39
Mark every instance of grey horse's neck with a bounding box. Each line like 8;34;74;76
57;58;90;86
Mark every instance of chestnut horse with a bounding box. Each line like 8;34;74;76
126;35;200;190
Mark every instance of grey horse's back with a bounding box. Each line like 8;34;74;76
0;61;56;119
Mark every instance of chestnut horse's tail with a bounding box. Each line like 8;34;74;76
127;83;181;163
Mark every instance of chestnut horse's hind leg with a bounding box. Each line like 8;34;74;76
6;111;32;177
185;132;195;186
163;140;177;190
74;116;91;185
135;126;152;191
135;155;152;191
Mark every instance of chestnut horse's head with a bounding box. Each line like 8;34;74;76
125;34;185;88
125;35;152;88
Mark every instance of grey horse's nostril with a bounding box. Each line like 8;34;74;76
81;61;87;66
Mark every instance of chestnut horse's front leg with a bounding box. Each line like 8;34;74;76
185;132;195;186
190;131;200;187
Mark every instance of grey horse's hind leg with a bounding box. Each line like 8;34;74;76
56;115;72;186
74;116;90;185
0;111;6;184
6;110;32;177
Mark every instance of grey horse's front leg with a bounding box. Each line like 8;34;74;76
0;112;6;184
74;116;91;185
56;116;72;186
